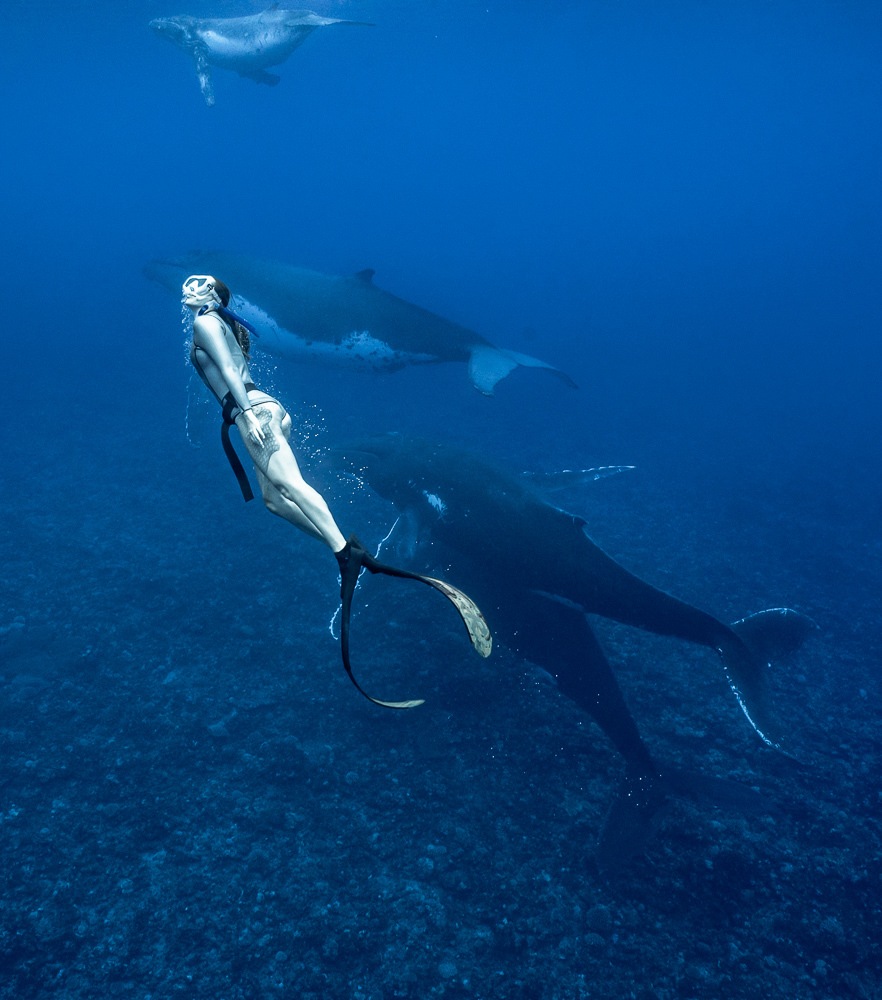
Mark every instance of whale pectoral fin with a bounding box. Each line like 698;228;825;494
192;46;215;106
523;466;636;492
467;345;577;395
240;69;281;87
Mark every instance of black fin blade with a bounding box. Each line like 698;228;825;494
338;541;424;709
336;536;492;709
356;547;492;658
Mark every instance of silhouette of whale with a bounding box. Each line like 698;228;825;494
337;433;816;863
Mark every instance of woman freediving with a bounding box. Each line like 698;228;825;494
182;273;491;707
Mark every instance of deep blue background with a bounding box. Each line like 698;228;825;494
4;0;880;468
2;2;881;997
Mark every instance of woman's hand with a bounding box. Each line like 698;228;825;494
241;409;266;446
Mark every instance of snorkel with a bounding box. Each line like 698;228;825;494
215;305;259;339
182;274;259;339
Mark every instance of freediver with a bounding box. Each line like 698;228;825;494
181;274;491;707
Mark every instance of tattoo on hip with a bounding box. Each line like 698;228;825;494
251;405;281;463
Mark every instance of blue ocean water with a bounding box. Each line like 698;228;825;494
1;0;880;996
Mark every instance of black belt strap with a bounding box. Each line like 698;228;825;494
220;383;257;503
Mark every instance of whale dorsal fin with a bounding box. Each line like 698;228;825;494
354;269;375;284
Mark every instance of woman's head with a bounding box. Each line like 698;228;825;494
182;274;221;310
183;274;250;358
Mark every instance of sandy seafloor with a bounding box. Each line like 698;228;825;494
1;352;880;1000
2;0;882;996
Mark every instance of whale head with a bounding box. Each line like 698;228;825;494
333;433;436;510
150;16;196;49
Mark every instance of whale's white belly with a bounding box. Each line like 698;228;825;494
199;27;307;69
233;296;436;371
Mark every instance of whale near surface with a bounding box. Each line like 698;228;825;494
149;7;372;106
145;253;575;395
337;433;817;862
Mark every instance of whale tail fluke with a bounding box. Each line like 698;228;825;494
718;607;818;754
598;609;818;865
597;765;669;870
716;634;790;753
468;344;578;395
730;608;818;660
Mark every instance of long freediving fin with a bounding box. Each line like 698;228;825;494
336;534;492;709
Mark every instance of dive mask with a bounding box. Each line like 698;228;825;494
182;274;221;309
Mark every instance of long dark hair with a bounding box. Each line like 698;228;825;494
213;279;251;359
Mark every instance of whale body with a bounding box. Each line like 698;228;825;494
145;253;575;395
338;433;817;862
150;7;373;106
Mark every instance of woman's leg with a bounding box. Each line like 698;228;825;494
238;402;346;551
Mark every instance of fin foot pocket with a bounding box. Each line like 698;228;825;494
335;535;492;709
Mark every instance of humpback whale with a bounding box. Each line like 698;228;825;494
145;253;575;395
149;8;373;106
336;434;816;862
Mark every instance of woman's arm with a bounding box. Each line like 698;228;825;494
193;312;253;415
193;313;266;445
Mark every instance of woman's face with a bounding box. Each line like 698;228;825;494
182;274;219;309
